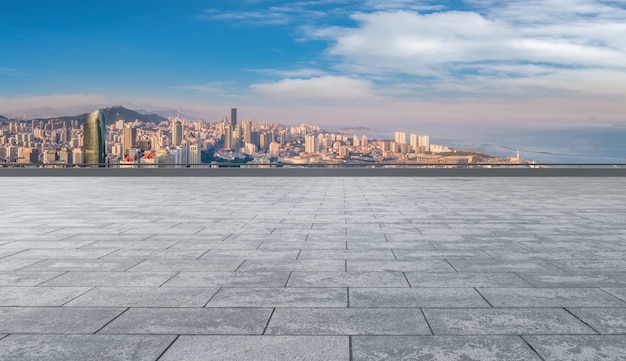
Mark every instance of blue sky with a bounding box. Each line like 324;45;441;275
1;0;626;128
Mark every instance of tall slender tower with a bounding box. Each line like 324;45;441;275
83;110;106;167
231;108;237;130
172;120;183;147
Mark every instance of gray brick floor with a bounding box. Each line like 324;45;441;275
0;177;625;360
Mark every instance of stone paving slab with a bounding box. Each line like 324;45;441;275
0;307;124;333
199;249;299;259
448;260;565;273
169;240;262;250
163;271;290;287
0;286;91;306
101;249;207;259
405;272;531;288
266;308;431;335
259;241;348;250
237;259;347;272
347;260;455;272
100;308;272;335
347;241;435;249
206;287;348;307
519;273;626;288
4;248;118;259
41;271;176;287
352;335;542;361
524;335;626;361
0;259;51;271
287;271;409;287
349;288;489;308
298;249;395;260
66;287;218;307
478;288;626;307
80;240;179;249
423;308;595;335
126;259;243;272
21;259;141;272
393;249;492;260
159;335;349;361
548;259;626;272
0;271;63;286
0;334;175;361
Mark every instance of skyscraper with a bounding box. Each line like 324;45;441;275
83;110;106;166
172;120;183;147
231;108;237;129
123;125;137;156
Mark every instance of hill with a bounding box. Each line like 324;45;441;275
32;106;167;125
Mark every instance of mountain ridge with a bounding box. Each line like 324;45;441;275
24;106;168;125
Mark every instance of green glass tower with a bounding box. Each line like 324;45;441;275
83;110;106;166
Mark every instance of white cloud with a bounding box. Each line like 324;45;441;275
250;76;376;101
249;68;328;78
174;82;231;93
302;2;626;99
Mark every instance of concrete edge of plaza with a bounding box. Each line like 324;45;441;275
1;168;626;177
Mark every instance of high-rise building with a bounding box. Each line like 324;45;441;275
189;144;201;167
72;148;84;165
172;120;183;147
305;135;319;154
83;110;106;166
231;108;237;129
394;132;407;144
243;121;252;144
123;125;136;156
418;135;430;153
269;142;280;158
224;125;233;150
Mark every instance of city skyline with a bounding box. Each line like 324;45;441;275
4;105;517;167
1;1;625;129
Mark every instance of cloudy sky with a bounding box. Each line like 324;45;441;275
1;0;625;128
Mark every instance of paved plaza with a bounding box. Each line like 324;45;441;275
0;176;625;360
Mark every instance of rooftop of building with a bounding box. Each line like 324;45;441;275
0;171;625;360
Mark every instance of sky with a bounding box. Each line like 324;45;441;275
1;0;626;129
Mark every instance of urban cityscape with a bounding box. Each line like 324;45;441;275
0;106;530;168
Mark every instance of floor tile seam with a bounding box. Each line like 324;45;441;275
32;270;70;286
261;308;276;335
123;259;149;272
95;248;123;260
154;335;180;361
158;272;182;287
0;249;32;260
401;272;412;287
562;308;602;335
58;286;97;306
164;240;183;250
202;287;223;307
443;259;459;272
283;272;293;287
598;288;626;304
419;308;435;335
233;260;247;272
520;335;549;361
92;307;130;334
